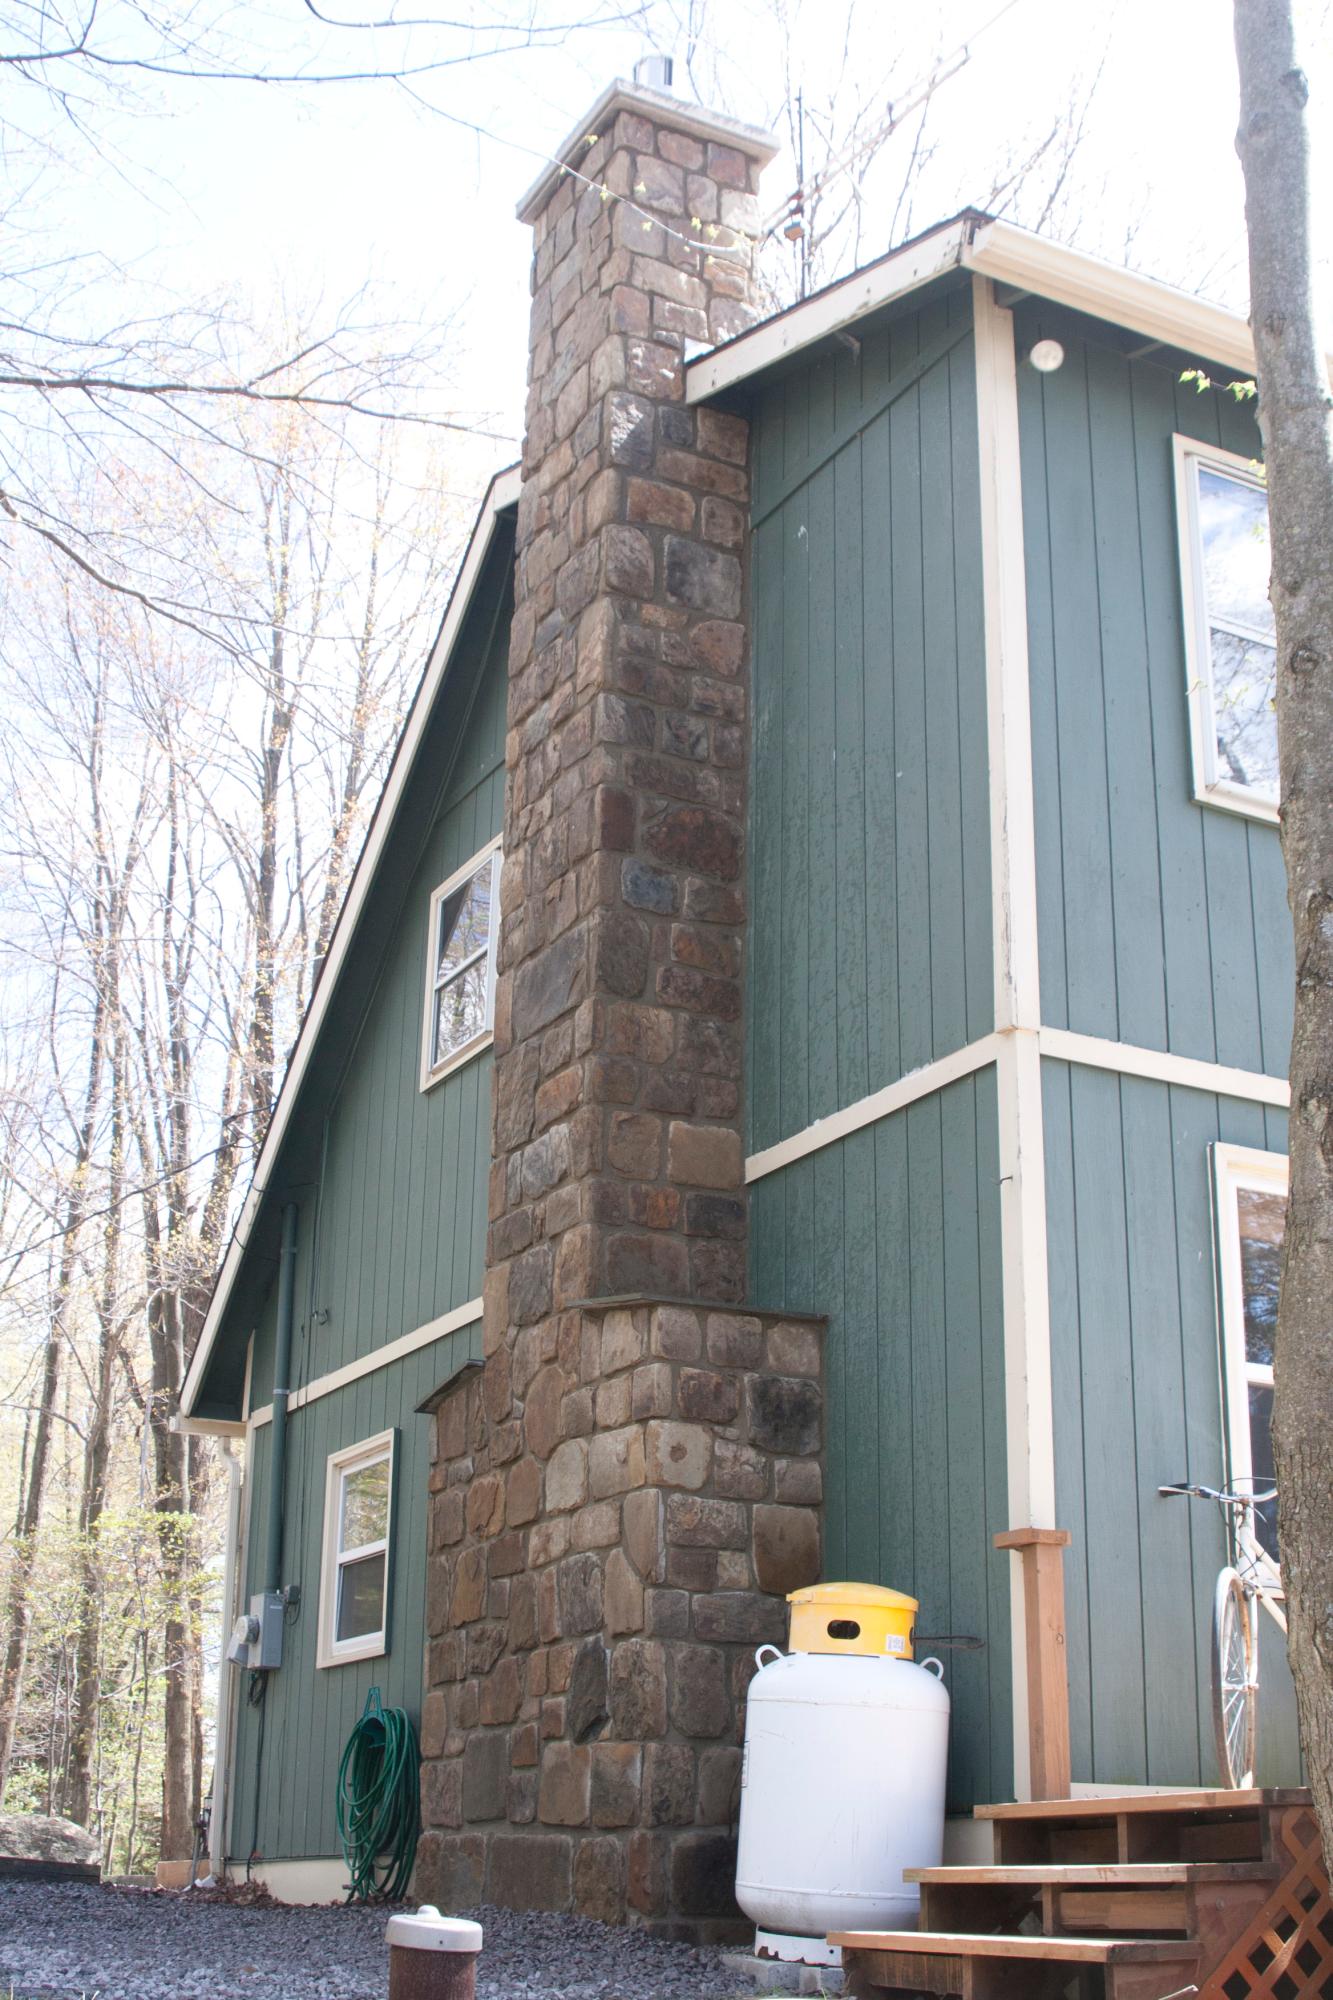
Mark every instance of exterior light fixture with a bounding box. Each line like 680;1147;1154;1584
1028;338;1066;373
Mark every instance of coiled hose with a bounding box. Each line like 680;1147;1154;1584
336;1690;420;1901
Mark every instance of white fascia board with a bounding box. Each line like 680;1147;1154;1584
686;213;1280;405
686;218;973;402
181;465;520;1418
963;220;1259;376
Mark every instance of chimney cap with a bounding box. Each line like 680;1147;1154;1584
516;76;780;225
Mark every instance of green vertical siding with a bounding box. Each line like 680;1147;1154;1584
749;1069;1013;1812
1017;307;1291;1074
1042;1057;1299;1788
746;285;993;1155
227;1323;482;1865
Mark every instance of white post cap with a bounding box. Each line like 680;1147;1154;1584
385;1906;484;1954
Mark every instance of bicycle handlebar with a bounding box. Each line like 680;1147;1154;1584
1159;1481;1278;1506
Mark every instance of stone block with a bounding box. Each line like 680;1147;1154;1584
774;1458;823;1504
643;802;741;883
610;1638;668;1738
545;1437;588;1513
644;1419;712;1491
415;1831;486;1909
667;1545;718;1590
667;1492;748;1549
595;1373;632;1428
479;1657;523;1726
644;1741;695;1826
573;1834;627;1924
622;859;680;914
747;1375;821;1456
538;1741;591;1826
652;1306;703;1360
487;1832;572;1912
607;1110;662;1179
672;1830;740;1919
419;1690;447;1760
572;1499;622;1550
604;1547;646;1634
566;1636;610;1743
697;1745;742;1826
506;1455;543;1526
451;1547;487;1625
713;1440;769;1499
766;1322;822;1377
692;1592;786;1645
508;1770;537;1824
462;1731;508;1821
589;1423;647;1497
669;1644;730;1737
628;1828;671;1918
466;1472;505;1538
668;1121;743;1189
676;1366;740;1424
590;1743;642;1827
558;1553;604;1635
631;1362;673;1419
421;1757;462;1828
645;1587;690;1638
622;1486;665;1581
705;1312;763;1369
524;1364;571;1460
510;1722;539;1768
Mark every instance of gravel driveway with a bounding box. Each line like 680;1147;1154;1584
0;1882;746;2000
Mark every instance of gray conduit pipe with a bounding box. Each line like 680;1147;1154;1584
263;1203;300;1595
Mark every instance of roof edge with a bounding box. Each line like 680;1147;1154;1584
517;78;779;225
181;462;520;1418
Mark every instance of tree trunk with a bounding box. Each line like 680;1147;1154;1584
1232;0;1333;1853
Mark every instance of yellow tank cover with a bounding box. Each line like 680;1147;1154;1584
787;1581;919;1659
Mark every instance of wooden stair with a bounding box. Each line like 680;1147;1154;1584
831;1788;1333;1999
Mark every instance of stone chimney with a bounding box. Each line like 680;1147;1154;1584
414;83;826;1939
489;79;779;1332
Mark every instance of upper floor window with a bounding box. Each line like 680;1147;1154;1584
420;837;501;1091
1212;1142;1285;1562
1174;436;1277;823
316;1429;397;1668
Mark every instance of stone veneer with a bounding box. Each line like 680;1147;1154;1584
415;1300;823;1939
486;84;776;1326
414;86;826;1938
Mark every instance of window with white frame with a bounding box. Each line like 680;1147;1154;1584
420;839;501;1090
1213;1143;1285;1562
317;1430;396;1668
1174;435;1277;821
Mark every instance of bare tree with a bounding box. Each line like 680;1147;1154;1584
1231;0;1333;1856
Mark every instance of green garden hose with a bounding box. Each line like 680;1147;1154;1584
336;1687;421;1901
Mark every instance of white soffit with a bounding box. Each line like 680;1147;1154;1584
686;212;1275;402
181;463;521;1417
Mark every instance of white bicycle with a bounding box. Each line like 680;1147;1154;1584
1159;1480;1285;1790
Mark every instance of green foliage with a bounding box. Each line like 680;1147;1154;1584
1181;366;1259;403
0;1505;223;1875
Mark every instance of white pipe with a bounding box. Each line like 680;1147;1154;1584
209;1439;244;1881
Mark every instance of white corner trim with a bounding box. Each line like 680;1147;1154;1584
975;273;1053;1809
182;467;518;1419
974;277;1042;1036
744;1034;1003;1182
247;1296;483;1432
1038;1028;1289;1108
687;218;972;402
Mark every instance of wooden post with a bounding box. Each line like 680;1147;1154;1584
994;1526;1072;1800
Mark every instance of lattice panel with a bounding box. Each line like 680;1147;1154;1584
1204;1807;1333;2000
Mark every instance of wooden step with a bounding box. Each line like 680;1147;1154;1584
909;1858;1281;1939
906;1861;1280;1884
977;1786;1308;1821
976;1787;1307;1866
834;1929;1202;2000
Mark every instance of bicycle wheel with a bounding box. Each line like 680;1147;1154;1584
1212;1567;1258;1788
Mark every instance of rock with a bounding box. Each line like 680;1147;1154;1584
0;1814;99;1881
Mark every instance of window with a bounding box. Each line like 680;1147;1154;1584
1213;1144;1286;1562
1174;435;1277;822
420;838;501;1090
316;1430;397;1668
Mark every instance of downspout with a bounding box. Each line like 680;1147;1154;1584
263;1203;300;1595
209;1438;243;1881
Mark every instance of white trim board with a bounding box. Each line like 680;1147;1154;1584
182;468;518;1419
686;211;1333;406
248;1297;483;1431
1038;1028;1289;1109
744;1034;1003;1183
236;1857;351;1905
744;1029;1291;1186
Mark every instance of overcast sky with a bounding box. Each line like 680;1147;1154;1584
19;0;1333;474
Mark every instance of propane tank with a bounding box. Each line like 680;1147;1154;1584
735;1583;950;1942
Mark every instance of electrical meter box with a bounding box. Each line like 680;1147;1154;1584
225;1591;284;1671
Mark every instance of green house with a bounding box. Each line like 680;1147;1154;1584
183;80;1295;1921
